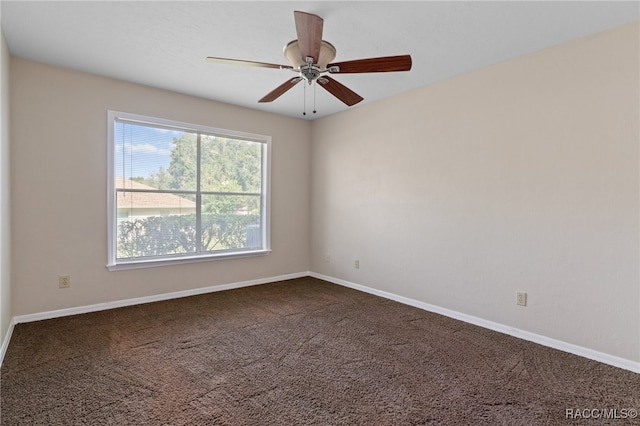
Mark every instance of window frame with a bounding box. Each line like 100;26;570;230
107;110;271;271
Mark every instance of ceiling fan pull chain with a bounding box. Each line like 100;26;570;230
302;82;307;116
313;81;317;114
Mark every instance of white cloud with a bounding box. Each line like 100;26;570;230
116;143;172;156
154;129;184;137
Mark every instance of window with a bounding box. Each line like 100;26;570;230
107;111;270;270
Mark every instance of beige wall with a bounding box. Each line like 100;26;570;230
311;22;639;362
0;23;11;341
10;59;311;315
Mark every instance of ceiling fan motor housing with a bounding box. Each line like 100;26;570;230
300;65;322;83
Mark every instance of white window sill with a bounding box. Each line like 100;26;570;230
107;249;271;271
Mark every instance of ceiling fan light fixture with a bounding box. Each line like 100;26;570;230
283;40;336;69
317;40;337;69
283;40;305;67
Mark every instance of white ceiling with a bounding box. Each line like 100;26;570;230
2;1;638;120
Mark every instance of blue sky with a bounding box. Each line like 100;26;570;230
115;122;185;179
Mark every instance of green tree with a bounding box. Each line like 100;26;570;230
168;133;198;191
168;134;262;213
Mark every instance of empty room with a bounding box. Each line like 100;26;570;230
0;1;638;424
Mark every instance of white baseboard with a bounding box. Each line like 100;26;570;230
0;317;15;367
309;272;640;374
7;270;639;374
13;271;308;324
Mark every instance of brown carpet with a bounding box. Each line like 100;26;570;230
1;277;638;425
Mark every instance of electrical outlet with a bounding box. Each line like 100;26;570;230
355;259;360;269
516;292;527;306
59;275;71;289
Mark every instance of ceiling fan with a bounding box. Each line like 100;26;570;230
206;11;412;111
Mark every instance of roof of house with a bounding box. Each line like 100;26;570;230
115;177;196;209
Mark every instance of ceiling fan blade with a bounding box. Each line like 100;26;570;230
328;55;412;73
259;77;303;103
317;76;363;107
206;57;293;70
294;11;323;63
